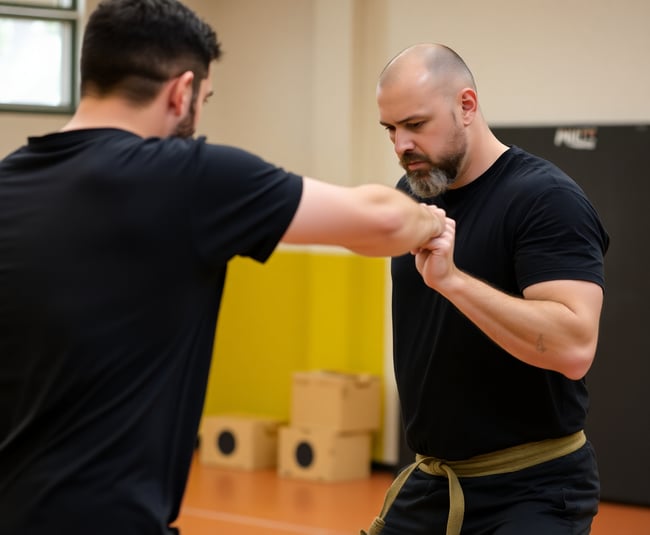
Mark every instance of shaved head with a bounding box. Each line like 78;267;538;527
376;44;479;197
377;43;507;197
378;43;476;98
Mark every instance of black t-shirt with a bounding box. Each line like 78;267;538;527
0;129;303;534
391;146;609;460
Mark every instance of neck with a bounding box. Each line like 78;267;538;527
453;121;508;189
61;95;168;139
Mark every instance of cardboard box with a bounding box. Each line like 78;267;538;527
199;414;282;470
290;371;380;432
277;425;371;482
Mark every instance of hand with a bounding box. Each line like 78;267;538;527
412;217;457;291
417;203;447;245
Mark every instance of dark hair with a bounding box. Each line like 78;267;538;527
80;0;222;103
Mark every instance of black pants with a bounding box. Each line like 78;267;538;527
382;442;600;535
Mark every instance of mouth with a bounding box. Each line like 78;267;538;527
404;161;428;172
401;153;430;170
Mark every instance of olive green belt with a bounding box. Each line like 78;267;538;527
361;430;586;535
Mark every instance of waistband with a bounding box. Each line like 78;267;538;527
360;430;586;535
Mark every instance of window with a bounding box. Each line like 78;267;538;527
0;1;81;113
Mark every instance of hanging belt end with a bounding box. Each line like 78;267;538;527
361;516;385;535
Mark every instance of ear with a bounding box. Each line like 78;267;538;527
459;87;478;125
169;71;195;117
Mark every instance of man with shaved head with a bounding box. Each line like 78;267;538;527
364;44;609;535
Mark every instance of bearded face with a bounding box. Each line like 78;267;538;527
401;150;462;198
400;115;467;198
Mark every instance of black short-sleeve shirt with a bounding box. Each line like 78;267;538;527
0;129;303;534
391;146;609;460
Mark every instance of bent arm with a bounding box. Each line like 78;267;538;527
281;177;446;256
438;273;603;380
415;219;603;380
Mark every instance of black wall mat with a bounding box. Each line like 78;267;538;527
492;125;649;506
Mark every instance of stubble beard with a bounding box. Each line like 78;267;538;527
174;98;197;139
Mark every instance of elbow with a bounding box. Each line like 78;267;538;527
560;346;597;381
554;321;601;380
367;202;419;253
381;206;412;241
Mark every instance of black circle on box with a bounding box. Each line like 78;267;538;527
217;430;236;455
295;441;314;467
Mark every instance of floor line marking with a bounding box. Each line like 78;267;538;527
180;506;352;535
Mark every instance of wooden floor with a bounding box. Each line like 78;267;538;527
175;453;650;534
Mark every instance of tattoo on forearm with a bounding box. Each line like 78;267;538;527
536;334;547;353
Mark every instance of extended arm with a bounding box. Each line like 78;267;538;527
414;218;603;380
281;177;446;256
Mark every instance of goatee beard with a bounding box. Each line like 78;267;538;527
405;167;452;198
402;152;461;198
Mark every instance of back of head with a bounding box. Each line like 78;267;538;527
81;0;221;103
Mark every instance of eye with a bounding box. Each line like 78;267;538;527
407;121;424;130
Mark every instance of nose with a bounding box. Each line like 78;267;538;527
393;129;415;157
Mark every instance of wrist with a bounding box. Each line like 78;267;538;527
433;268;465;298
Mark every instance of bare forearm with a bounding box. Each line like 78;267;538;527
282;178;446;256
340;184;445;255
435;270;601;379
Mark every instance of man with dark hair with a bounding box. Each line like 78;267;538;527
363;43;609;535
0;2;446;534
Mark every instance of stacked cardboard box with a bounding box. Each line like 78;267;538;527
198;413;283;470
278;370;380;482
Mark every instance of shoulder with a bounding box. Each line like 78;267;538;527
496;146;589;208
141;136;248;162
503;146;572;185
125;137;300;191
494;147;607;243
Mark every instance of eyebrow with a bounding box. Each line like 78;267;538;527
379;115;426;128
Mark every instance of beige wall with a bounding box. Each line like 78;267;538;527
381;0;650;127
2;0;649;184
192;0;650;185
